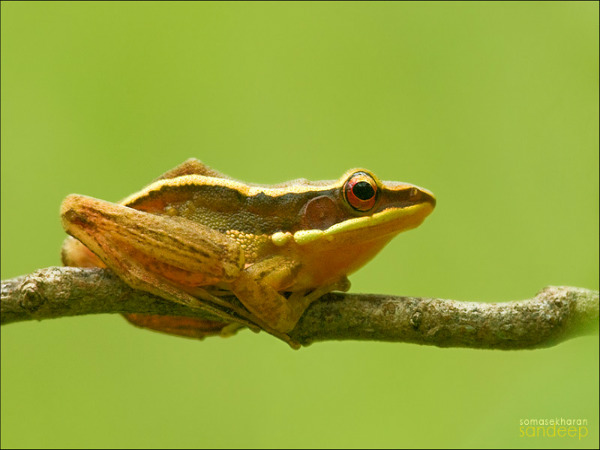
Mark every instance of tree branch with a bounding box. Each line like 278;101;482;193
2;267;598;349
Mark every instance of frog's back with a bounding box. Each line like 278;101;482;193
121;174;334;236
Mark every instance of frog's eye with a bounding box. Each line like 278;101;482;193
344;171;378;212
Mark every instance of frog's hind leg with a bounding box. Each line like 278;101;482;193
61;196;257;328
110;250;261;330
122;314;243;340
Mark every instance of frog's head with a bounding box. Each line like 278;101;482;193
269;168;435;286
289;168;435;245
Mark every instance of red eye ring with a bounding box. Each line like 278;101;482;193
344;172;378;212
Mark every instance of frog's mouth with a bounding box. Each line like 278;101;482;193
293;199;435;245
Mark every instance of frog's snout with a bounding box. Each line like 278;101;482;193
419;188;436;208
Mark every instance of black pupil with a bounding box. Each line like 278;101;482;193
353;181;375;200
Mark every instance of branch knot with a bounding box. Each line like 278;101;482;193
18;279;44;314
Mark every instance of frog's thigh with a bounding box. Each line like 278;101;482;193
61;236;105;268
63;197;249;323
230;257;309;333
62;196;244;285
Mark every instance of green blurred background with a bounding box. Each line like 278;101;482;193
1;2;598;448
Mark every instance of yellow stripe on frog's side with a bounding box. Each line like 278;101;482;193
121;174;344;205
292;202;431;245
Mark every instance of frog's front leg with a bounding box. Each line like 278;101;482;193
230;256;349;336
60;195;255;327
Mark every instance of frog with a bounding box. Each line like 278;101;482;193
61;159;435;347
